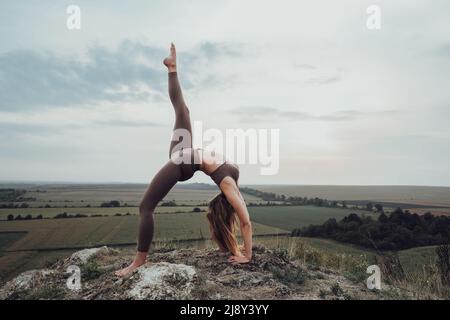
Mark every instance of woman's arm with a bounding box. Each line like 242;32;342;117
220;177;253;263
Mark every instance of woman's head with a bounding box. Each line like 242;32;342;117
207;193;240;256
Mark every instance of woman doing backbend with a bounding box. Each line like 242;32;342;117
116;43;253;277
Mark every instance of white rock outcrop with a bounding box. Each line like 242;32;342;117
69;246;109;264
127;262;196;300
0;269;54;299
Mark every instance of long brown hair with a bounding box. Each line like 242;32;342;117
207;193;240;256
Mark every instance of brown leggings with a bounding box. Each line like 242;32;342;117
137;72;199;252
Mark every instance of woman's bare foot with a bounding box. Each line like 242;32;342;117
115;251;147;277
163;42;177;73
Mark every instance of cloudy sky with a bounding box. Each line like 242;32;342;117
1;0;449;185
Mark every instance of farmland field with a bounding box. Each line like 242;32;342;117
248;205;377;231
251;185;450;207
0;183;265;208
0;206;207;220
0;214;287;251
0;183;449;284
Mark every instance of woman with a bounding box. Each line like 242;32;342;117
115;43;253;277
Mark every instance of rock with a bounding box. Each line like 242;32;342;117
127;262;196;300
69;246;109;265
0;245;414;300
0;269;54;299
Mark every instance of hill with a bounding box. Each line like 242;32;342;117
0;244;416;300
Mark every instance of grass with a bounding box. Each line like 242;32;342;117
248;205;377;231
261;237;450;299
398;245;438;275
259;237;371;276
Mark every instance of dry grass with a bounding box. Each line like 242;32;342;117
262;237;450;299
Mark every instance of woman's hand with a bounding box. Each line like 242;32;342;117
228;255;251;264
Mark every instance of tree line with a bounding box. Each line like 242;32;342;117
292;208;450;251
240;187;385;211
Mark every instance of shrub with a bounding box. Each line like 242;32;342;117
330;282;344;296
81;260;103;280
269;265;306;286
319;289;327;299
26;284;66;300
54;212;68;219
273;248;290;262
376;253;405;283
100;200;120;207
160;201;177;207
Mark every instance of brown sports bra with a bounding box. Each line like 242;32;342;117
209;161;240;186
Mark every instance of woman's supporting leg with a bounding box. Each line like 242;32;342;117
115;161;182;277
137;161;181;252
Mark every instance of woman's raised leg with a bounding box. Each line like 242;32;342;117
164;43;193;157
115;44;192;277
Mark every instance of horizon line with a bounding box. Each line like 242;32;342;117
0;180;450;188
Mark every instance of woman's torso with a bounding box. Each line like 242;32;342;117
196;149;239;185
197;149;226;175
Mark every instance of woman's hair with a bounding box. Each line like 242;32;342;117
207;193;240;256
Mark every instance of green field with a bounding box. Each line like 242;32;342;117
0;206;208;220
0;214;287;251
0;184;265;208
249;205;377;231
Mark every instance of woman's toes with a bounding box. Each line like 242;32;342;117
163;43;177;71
